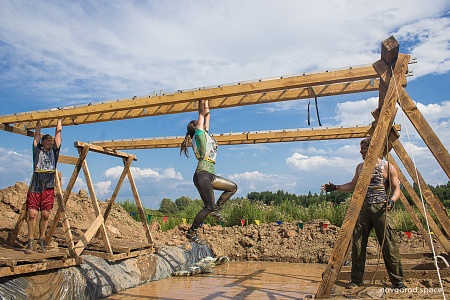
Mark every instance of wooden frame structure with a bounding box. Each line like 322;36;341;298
53;142;153;259
7;141;153;267
0;36;449;295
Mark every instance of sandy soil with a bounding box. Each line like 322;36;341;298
0;182;448;298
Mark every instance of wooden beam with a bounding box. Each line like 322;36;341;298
389;132;450;238
46;145;90;240
80;159;113;255
4;79;379;130
101;156;134;223
381;36;400;66
0;65;378;127
0;123;34;137
316;52;409;299
387;156;450;252
8;203;27;247
51;172;76;257
397;87;450;177
74;141;137;160
127;168;153;244
58;155;79;165
90;125;401;150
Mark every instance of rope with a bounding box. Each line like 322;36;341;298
391;65;446;299
131;162;162;204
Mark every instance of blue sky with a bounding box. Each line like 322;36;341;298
1;1;449;210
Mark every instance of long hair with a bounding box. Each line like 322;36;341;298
180;120;197;157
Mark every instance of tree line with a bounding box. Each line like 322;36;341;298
155;181;450;213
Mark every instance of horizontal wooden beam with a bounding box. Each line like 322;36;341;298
90;124;401;150
74;141;137;160
0;65;379;129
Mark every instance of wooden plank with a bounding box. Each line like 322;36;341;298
127;169;154;244
47;145;90;240
58;155;79;165
0;123;34;137
0;65;379;126
90;124;401;151
53;172;76;257
73;214;104;256
81;247;153;261
389;132;450;238
316;53;409;299
5;78;380;130
338;268;450;282
0;258;80;278
80;160;113;255
8;202;27;247
398;87;450;177
386;155;450;252
74;141;137;160
102;156;134;222
381;36;400;66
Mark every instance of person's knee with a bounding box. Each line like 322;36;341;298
28;209;38;219
231;183;238;194
41;210;50;220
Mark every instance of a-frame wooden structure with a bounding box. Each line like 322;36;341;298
6;139;153;263
0;36;449;295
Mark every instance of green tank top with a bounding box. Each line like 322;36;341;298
192;129;217;174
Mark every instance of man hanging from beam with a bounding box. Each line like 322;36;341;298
25;119;62;253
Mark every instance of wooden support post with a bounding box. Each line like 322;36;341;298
102;156;134;222
53;172;76;257
316;46;409;299
389;135;450;238
397;88;450;177
387;157;450;253
397;192;434;251
46;145;90;240
80;159;113;255
127;169;153;244
73;214;105;256
8;203;27;247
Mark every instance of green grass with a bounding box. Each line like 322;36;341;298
118;197;442;233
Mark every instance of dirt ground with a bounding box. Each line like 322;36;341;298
0;182;448;298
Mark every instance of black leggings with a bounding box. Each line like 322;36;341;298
191;170;237;229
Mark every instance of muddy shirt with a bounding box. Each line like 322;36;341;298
192;128;217;174
28;144;60;192
365;160;387;204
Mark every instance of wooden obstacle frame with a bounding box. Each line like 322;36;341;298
47;141;154;260
4;142;154;277
0;36;449;296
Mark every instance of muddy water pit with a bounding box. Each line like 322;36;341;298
106;261;325;299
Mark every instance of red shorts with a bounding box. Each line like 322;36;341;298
26;189;54;211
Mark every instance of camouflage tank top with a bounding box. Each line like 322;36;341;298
365;160;388;204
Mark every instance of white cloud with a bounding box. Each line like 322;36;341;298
1;1;449;106
103;165;182;181
72;177;88;194
395;17;450;78
94;181;112;198
334;97;379;126
0;147;32;185
229;171;296;195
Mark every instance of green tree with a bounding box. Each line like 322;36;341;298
175;196;193;211
159;198;179;213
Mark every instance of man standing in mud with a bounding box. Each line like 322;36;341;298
25;119;62;253
321;137;405;290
